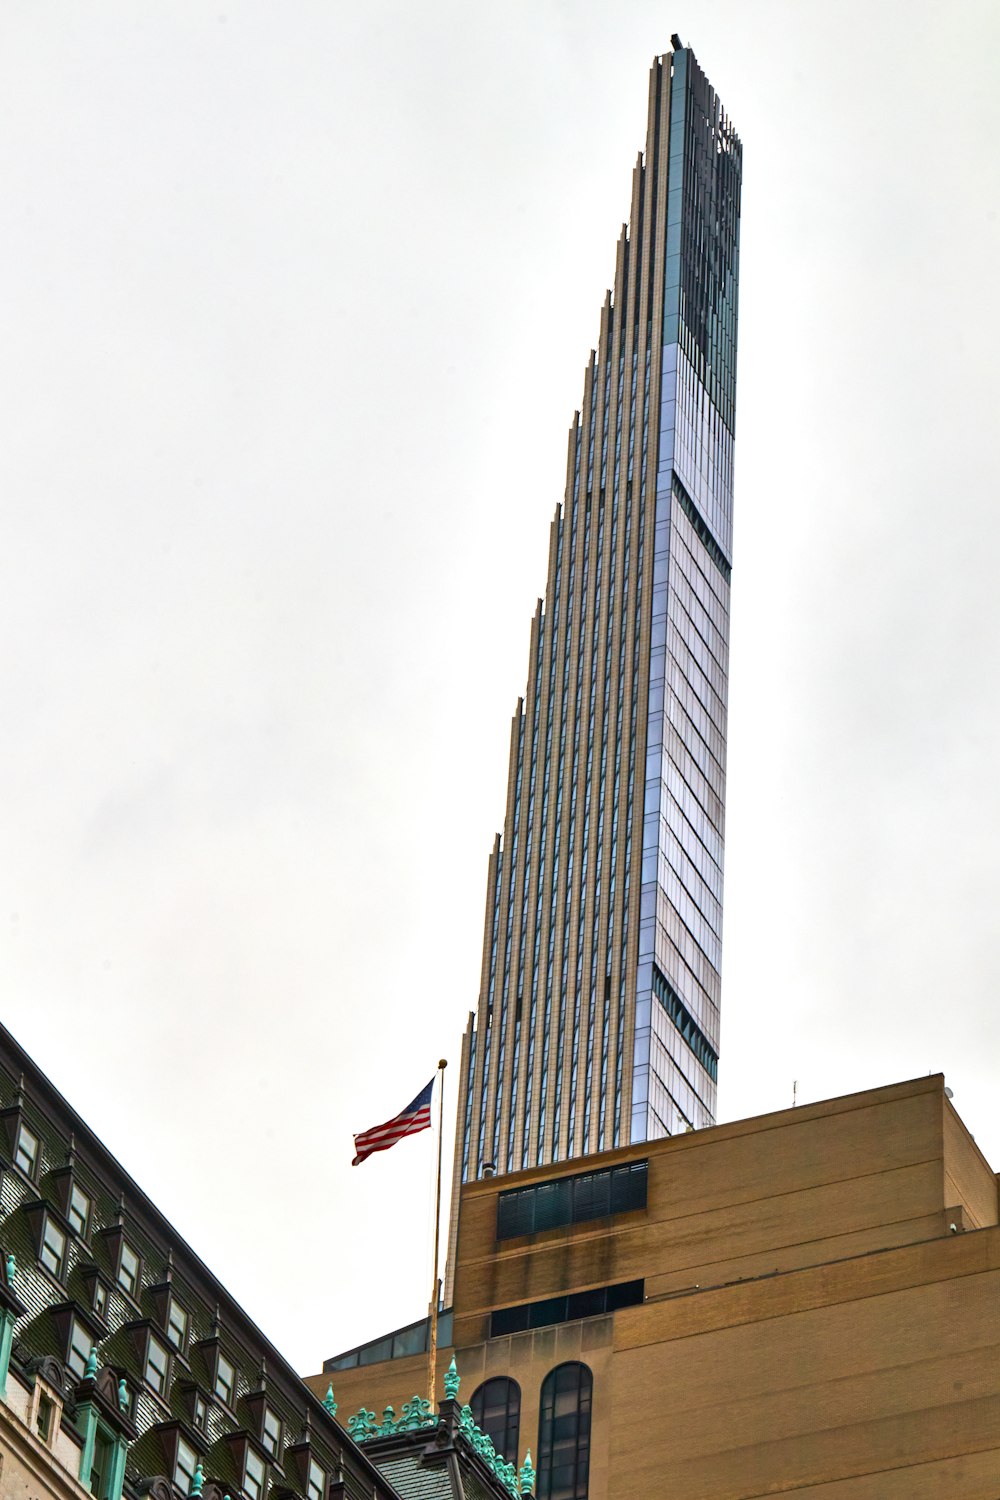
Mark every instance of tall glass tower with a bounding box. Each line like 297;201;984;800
454;44;741;1201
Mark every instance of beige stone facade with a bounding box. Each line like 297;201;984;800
0;1365;91;1500
308;1075;1000;1499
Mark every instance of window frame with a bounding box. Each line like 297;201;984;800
40;1214;68;1280
214;1351;236;1409
89;1424;116;1499
261;1405;282;1460
117;1241;141;1300
14;1122;40;1179
143;1332;170;1398
469;1377;521;1465
36;1391;55;1443
536;1361;592;1500
68;1316;94;1381
78;1406;129;1500
243;1446;267;1500
174;1435;200;1495
166;1295;189;1354
306;1458;326;1500
68;1182;92;1239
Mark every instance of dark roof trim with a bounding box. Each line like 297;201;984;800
0;1021;399;1500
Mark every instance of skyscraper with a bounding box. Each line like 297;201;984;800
454;43;742;1200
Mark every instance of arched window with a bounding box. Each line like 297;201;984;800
470;1377;521;1463
537;1362;592;1500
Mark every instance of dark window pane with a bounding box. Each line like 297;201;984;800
528;1296;566;1330
538;1363;592;1500
491;1281;642;1337
497;1189;535;1239
610;1161;648;1213
566;1288;605;1321
470;1377;521;1462
533;1180;572;1231
490;1304;529;1337
605;1279;643;1312
497;1163;647;1241
572;1172;610;1223
91;1430;115;1500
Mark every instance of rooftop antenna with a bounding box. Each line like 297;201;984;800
792;1080;798;1108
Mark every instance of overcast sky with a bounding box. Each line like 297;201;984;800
2;0;998;1375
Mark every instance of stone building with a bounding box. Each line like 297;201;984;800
311;1074;1000;1499
0;1021;519;1500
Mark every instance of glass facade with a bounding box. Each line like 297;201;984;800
454;44;742;1194
635;48;740;1144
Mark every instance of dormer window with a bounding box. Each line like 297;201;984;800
166;1296;188;1353
144;1333;169;1397
117;1242;140;1298
15;1123;39;1177
69;1183;92;1238
36;1391;55;1442
94;1281;108;1319
261;1407;281;1459
307;1459;326;1500
40;1216;67;1279
174;1435;199;1494
193;1393;208;1431
29;1371;63;1451
215;1352;235;1407
68;1316;93;1380
243;1448;266;1500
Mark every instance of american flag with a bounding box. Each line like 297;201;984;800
352;1078;434;1166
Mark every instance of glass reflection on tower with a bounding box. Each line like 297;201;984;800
453;43;742;1206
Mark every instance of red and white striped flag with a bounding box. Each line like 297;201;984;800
352;1078;434;1166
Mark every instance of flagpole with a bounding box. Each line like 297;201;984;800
427;1058;447;1407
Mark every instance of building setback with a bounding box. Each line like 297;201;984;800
312;1074;1000;1500
455;40;742;1237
